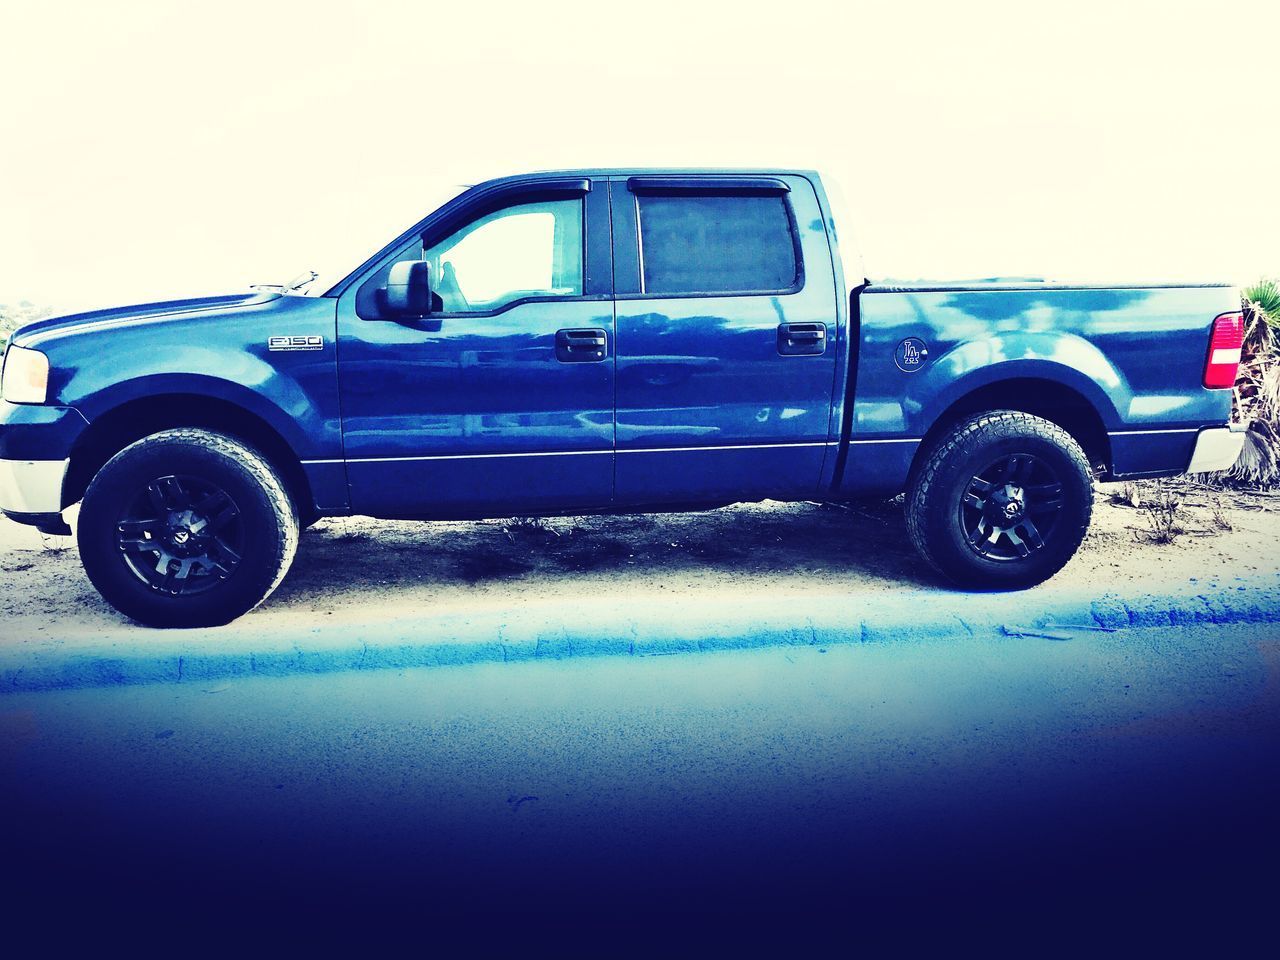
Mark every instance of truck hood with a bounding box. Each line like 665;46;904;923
11;290;281;350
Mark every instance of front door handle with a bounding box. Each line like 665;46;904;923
777;322;827;356
556;328;608;363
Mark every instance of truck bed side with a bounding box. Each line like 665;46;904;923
831;282;1239;497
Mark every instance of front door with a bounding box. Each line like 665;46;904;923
335;178;614;518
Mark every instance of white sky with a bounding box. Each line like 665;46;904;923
1;0;1277;314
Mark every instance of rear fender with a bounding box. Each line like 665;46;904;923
915;334;1126;435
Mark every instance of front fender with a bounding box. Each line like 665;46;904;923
73;369;337;459
36;294;341;460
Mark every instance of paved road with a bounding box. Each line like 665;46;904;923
3;622;1278;944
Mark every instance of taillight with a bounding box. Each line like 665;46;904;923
1204;311;1244;389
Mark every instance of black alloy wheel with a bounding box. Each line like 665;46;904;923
115;474;245;595
958;453;1065;562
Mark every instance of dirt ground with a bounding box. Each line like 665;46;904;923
2;479;1279;639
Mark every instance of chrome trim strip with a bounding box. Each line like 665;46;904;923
1107;428;1199;436
309;449;614;464
620;441;830;454
303;440;838;466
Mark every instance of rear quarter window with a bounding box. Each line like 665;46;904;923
636;193;800;296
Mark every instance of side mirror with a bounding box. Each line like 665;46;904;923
383;260;433;317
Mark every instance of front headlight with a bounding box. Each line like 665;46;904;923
1;345;50;404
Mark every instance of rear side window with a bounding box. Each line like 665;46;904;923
635;193;799;296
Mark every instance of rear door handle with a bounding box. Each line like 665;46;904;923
556;328;608;363
777;322;827;356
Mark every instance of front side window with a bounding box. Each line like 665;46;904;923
636;193;799;296
423;198;583;313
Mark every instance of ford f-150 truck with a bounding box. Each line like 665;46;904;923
0;169;1246;626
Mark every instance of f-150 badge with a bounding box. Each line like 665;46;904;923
895;337;929;373
268;335;324;352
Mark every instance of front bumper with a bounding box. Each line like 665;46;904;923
1187;427;1246;474
0;457;70;514
0;401;88;522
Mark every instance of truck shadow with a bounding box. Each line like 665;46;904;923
274;499;938;603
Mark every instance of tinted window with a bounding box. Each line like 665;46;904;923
636;194;798;296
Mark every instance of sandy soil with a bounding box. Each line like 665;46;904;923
2;480;1279;640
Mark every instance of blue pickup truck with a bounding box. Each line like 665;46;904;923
0;169;1246;626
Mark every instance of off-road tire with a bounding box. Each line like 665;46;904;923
78;429;299;627
906;411;1093;590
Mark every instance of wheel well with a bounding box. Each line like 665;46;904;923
64;395;315;514
921;379;1111;473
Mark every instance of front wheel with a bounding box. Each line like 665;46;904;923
78;429;300;627
905;411;1093;590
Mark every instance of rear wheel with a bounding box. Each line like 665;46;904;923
906;411;1093;589
78;429;299;627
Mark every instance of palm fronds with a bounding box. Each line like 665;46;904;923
1221;280;1280;486
1244;278;1280;322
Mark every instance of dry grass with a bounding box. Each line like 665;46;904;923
1210;503;1233;530
1135;488;1185;544
1109;482;1146;508
500;516;566;544
1107;476;1260;545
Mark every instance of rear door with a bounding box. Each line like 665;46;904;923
334;177;615;518
610;174;839;504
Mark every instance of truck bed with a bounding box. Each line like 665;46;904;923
831;279;1239;497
